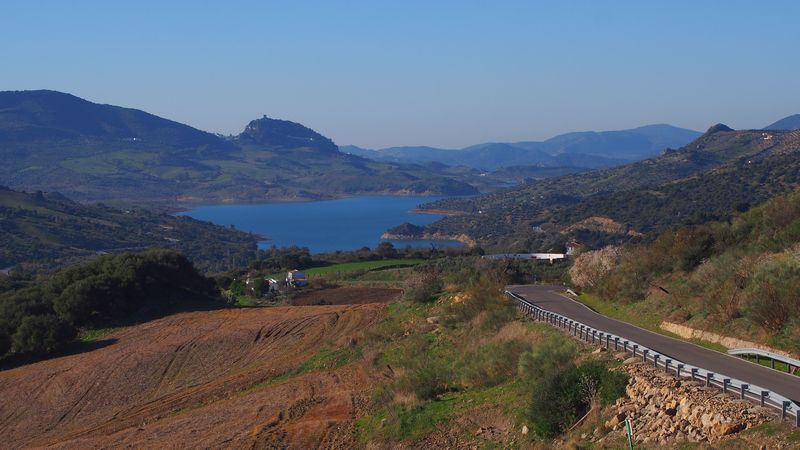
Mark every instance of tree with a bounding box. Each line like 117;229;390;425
12;314;76;355
374;242;397;259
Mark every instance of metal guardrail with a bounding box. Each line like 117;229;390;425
728;348;800;374
505;290;800;427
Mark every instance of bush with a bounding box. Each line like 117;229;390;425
518;333;577;382
0;331;10;355
745;255;800;334
527;361;628;438
405;277;443;303
12;314;76;355
406;360;454;400
461;340;530;388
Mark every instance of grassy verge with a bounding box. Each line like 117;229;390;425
575;293;731;353
740;355;800;377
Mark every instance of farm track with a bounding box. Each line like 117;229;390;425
0;303;383;449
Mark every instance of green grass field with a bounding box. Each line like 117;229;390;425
303;259;425;276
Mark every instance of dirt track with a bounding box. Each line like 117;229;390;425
0;304;383;449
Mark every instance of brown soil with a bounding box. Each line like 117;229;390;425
289;287;401;306
0;304;383;449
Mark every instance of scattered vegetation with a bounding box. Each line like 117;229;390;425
0;186;257;274
356;256;626;444
571;188;800;352
417;128;800;251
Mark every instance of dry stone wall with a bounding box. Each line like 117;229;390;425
602;360;773;446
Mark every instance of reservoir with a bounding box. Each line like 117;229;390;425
179;195;464;253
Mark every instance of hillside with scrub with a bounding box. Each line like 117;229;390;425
569;188;800;354
413;125;800;251
0;186;257;274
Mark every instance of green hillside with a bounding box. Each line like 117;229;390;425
0;186;256;273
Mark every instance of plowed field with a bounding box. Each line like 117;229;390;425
0;303;383;449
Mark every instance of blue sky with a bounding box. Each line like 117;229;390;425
2;1;799;148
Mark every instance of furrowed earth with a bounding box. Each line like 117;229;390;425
0;303;383;449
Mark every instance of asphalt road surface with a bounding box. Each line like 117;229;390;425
508;284;800;405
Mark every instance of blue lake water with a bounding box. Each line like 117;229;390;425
178;195;463;253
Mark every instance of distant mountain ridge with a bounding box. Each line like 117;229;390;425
410;123;800;251
343;124;702;170
0;90;231;151
0;90;480;203
764;114;800;131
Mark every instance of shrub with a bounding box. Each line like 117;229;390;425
12;314;76;355
0;331;10;355
461;340;530;388
518;333;577;382
405;277;443;303
745;255;800;334
406;360;454;400
527;361;628;438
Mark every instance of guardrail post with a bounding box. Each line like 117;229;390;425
632;344;637;358
760;391;768;407
796;409;799;427
706;372;713;387
691;368;698;381
665;358;671;372
642;349;649;364
614;337;619;350
591;330;596;344
598;332;604;347
653;354;660;368
677;363;684;378
771;358;775;369
740;384;748;400
723;378;730;394
606;334;611;349
782;401;789;420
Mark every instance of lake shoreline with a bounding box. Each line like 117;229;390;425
178;195;466;253
380;231;476;247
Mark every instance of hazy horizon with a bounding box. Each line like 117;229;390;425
3;1;798;148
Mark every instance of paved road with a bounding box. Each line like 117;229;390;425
508;284;800;405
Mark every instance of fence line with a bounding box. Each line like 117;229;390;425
505;290;800;427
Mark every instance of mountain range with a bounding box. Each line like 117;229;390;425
0;90;481;204
764;114;800;131
342;124;703;170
